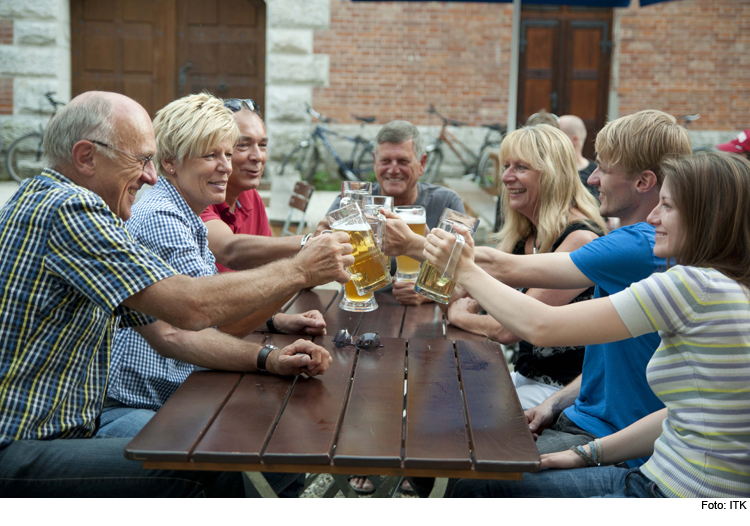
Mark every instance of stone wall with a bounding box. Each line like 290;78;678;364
0;0;70;178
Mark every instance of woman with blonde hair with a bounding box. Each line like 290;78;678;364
446;124;606;409
431;152;750;498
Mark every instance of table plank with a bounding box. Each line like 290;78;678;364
124;371;241;462
261;335;356;465
445;322;489;342
359;292;405;338
333;338;406;468
404;339;472;470
283;289;339;316
322;289;365;334
401;304;444;339
457;340;540;472
191;335;305;464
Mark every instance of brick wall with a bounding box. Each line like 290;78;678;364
617;0;750;130
0;77;12;115
314;0;749;131
0;19;12;45
313;1;513;127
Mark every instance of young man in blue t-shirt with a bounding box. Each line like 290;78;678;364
469;110;691;469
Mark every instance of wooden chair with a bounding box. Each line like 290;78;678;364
281;181;315;236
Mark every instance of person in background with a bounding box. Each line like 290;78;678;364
445;124;606;409
0;91;353;497
525;109;559;128
434;152;750;498
201;99;309;274
716;129;750;160
559;115;598;198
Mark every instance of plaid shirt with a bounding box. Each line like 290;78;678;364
108;177;218;411
0;169;175;448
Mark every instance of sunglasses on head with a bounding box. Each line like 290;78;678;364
224;98;259;113
333;329;383;351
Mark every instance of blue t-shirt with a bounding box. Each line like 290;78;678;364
566;222;666;467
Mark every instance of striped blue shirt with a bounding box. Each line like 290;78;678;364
611;265;750;498
0;169;175;448
108;177;217;411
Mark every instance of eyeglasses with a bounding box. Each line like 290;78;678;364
224;99;259;113
333;329;383;351
90;140;154;173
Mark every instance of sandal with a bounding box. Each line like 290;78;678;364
348;475;375;496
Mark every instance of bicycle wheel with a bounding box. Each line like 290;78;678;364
353;142;375;181
280;142;319;182
477;143;501;188
423;148;443;184
6;132;44;183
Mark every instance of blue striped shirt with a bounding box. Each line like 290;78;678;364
108;177;217;411
612;265;750;498
0;169;175;448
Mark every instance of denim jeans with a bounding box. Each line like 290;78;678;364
0;438;244;497
534;412;598;455
450;466;667;498
95;399;303;498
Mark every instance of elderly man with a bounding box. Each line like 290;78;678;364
0;91;353;497
559;115;598;198
324;120;465;306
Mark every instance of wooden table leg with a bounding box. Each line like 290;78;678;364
370;476;402;498
244;471;279;498
429;478;449;498
328;474;360;498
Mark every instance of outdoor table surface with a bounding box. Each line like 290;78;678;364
125;287;540;481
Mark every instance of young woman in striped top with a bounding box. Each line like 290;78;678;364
425;152;750;498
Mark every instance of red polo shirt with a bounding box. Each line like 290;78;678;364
201;189;272;273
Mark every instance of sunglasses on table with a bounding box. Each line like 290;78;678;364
333;329;383;351
224;98;260;113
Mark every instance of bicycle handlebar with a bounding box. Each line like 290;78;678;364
306;103;336;124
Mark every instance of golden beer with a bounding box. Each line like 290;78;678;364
413;261;456;304
344;280;374;302
395;208;426;281
333;223;392;295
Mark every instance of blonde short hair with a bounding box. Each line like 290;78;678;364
495;124;606;253
153;93;239;176
595;110;691;183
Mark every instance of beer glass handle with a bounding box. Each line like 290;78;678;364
340;196;352;207
442;233;465;281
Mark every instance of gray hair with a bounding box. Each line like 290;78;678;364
43;94;117;168
375;120;425;159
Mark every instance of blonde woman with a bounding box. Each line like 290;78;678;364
446;124;606;409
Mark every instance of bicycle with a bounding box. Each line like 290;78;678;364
422;104;505;187
279;104;376;183
6;92;66;183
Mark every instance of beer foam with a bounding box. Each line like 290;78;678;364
396;212;426;225
333;221;372;232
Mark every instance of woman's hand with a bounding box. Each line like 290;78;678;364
540;449;587;470
423;223;476;281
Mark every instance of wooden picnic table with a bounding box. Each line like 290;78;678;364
125;287;540;497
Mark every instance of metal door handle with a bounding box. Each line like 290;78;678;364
178;62;193;92
550;92;558;111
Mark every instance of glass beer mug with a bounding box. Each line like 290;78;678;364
364;195;394;270
326;203;392;311
393;205;426;282
413;208;479;304
340;181;372;208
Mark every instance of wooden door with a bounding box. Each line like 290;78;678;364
176;0;265;110
518;8;612;159
71;0;265;117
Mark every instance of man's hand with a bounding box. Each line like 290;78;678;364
294;231;354;287
266;339;333;377
392;280;432;305
381;208;424;260
540;449;587;470
273;310;326;336
524;401;558;440
313;218;329;237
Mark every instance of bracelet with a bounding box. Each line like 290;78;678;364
266;314;281;334
569;440;603;467
256;344;277;372
300;233;312;249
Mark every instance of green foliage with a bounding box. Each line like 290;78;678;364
311;171;341;191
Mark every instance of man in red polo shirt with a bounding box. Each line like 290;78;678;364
201;99;307;273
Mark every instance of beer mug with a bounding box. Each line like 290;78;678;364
393;205;426;281
340;181;372;208
414;208;479;304
326;203;392;300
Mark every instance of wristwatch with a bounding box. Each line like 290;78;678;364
256;344;277;373
300;233;312;249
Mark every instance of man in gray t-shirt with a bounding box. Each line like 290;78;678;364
321;120;464;306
